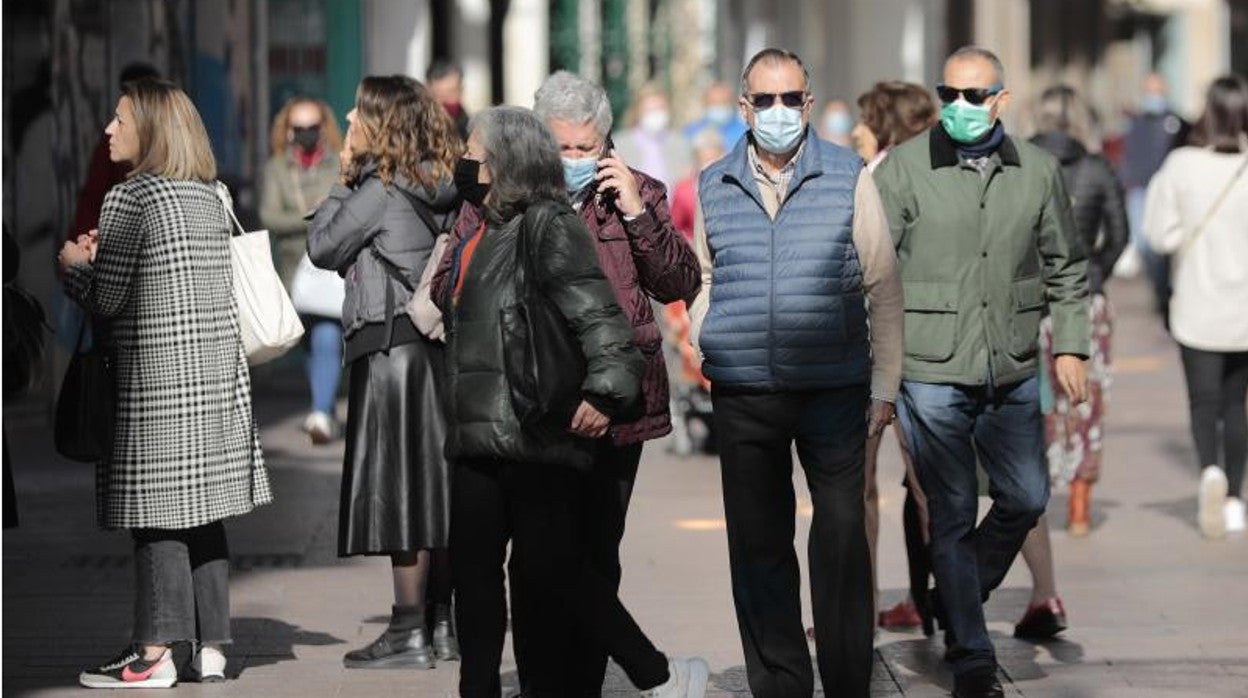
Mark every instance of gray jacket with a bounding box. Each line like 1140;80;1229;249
308;163;457;338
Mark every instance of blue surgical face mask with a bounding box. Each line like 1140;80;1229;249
824;111;853;138
705;105;736;126
562;156;598;193
1140;93;1167;115
753;105;805;155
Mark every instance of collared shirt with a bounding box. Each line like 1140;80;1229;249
747;141;803;200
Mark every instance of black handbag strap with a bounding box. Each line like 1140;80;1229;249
513;201;567;296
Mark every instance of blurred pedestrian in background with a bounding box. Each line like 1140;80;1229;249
614;83;691;195
433;105;708;698
847;80;938;635
682;81;748;148
690;48;903;698
259;96;343;444
61;77;271;689
308;75;461;669
874;46;1090;698
818;98;854;147
1144;74;1248;539
1118;73;1190;323
427;59;470;140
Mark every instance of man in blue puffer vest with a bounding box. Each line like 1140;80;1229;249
688;48;904;698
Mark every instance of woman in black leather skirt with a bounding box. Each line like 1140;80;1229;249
308;75;462;669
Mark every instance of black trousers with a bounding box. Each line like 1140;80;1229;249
567;441;644;695
1180;344;1248;497
712;386;874;698
451;457;668;698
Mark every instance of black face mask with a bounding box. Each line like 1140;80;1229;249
291;125;322;152
454;157;490;206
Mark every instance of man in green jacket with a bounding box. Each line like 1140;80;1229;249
873;46;1090;698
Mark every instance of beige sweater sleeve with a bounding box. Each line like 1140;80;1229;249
688;200;714;359
853;170;904;402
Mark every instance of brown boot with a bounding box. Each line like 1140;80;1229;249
1068;480;1091;537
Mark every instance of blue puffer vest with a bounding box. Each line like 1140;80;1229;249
698;129;871;391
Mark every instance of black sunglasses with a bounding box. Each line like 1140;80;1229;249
746;91;807;109
935;84;1003;106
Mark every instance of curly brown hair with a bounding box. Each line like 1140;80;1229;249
268;97;343;157
342;75;464;190
856;81;938;151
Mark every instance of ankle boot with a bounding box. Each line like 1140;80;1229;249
1068;480;1091;537
431;603;459;661
343;605;435;669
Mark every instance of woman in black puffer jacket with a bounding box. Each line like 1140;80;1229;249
435;106;708;698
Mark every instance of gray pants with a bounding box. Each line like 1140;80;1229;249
132;522;231;645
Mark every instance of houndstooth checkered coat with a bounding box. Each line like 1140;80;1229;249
64;173;273;530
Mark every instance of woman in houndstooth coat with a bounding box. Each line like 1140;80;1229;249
60;78;270;688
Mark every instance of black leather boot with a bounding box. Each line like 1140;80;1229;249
343;605;435;669
431;603;459;661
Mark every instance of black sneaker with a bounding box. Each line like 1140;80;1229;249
79;646;177;689
343;628;435;669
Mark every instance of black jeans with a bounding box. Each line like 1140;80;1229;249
1180;344;1248;497
896;378;1048;676
451;457;668;698
567;441;645;695
712;386;874;698
131;522;231;645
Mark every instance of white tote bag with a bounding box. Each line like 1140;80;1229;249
404;232;450;342
215;184;304;364
290;254;345;319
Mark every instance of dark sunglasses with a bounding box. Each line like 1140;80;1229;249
935;84;1002;106
746;91;807;109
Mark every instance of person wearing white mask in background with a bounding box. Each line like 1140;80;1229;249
614;83;692;195
688;47;904;698
819;99;854;147
682;81;749;148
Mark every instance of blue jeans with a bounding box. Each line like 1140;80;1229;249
896;377;1048;675
306;319;343;415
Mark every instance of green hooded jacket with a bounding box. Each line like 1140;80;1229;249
873;125;1090;387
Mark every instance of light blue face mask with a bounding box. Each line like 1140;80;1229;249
705;105;736;126
824;111;853;138
753;105;805;155
562;156;598;193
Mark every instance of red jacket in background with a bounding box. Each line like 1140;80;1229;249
67;136;129;242
432;168;701;446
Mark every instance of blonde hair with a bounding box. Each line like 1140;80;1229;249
123;78;217;182
268;97;343;157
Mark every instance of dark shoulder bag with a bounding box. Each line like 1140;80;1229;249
54;317;115;463
500;202;588;436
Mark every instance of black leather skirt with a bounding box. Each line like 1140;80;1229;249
339;338;450;556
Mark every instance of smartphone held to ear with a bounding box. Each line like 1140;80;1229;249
596;136;619;205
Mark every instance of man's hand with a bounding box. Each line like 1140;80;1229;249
569;400;611;439
867;398;895;440
596;150;644;217
1054;354;1088;405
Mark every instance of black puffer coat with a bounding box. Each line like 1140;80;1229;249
1031;132;1130;295
440;200;643;469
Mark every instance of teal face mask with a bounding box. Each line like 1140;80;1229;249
562;156;598;193
940;100;995;144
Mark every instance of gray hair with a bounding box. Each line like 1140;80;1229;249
468;106;568;223
533;70;614;139
947;46;1006;86
741;48;811;96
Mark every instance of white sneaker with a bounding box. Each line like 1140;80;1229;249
641;657;709;698
79;646;177;689
1198;466;1229;539
1224;497;1246;535
302;411;335;445
190;644;227;683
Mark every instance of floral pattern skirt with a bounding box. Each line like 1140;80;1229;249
1039;294;1112;486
